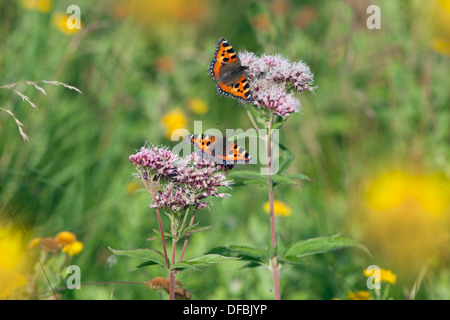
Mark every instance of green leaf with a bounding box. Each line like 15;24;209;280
277;149;294;174
188;254;240;265
247;104;265;125
278;255;304;265
182;224;214;236
277;236;286;257
133;260;159;270
233;179;268;186
208;245;267;264
171;254;240;271
275;143;311;178
148;229;173;240
266;246;277;259
270;174;299;186
108;247;168;269
227;170;266;181
284;235;371;259
170;261;200;271
281;173;312;181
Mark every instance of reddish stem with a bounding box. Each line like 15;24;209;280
266;116;281;300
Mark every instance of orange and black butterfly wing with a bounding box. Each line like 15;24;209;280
216;74;251;103
187;134;252;165
224;141;252;164
209;38;239;80
187;134;217;157
209;37;252;103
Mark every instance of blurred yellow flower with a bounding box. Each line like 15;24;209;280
162;109;187;140
62;241;84;256
126;181;141;194
28;237;41;249
366;171;449;215
186;98;209;115
424;0;450;56
111;0;210;27
347;290;370;300
21;0;52;13
52;13;82;35
364;268;397;284
362;169;450;275
0;226;28;298
55;231;77;246
430;39;450;56
264;200;293;217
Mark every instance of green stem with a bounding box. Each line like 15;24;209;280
244;104;260;133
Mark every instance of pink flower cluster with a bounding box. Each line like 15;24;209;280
239;51;315;116
129;146;178;178
130;146;231;213
151;183;198;212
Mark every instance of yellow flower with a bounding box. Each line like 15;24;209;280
111;0;210;27
366;171;450;215
161;109;187;140
186;98;209;114
55;231;77;246
62;241;84;256
364;268;397;284
21;0;52;13
126;181;141;194
28;237;42;249
366;171;412;211
0;267;27;299
416;174;450;215
430;39;450;56
52;13;82;35
347;290;370;300
263;200;293;217
424;0;450;55
0;226;28;298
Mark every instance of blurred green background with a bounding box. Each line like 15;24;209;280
1;0;449;300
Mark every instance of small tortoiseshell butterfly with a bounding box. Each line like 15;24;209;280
186;134;253;165
209;37;252;103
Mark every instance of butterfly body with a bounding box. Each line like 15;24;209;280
186;134;252;165
209;37;252;103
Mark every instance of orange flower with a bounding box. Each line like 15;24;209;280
55;231;77;246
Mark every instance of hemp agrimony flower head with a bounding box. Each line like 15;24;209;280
129;146;232;215
129;145;178;180
174;153;232;210
239;51;315;117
